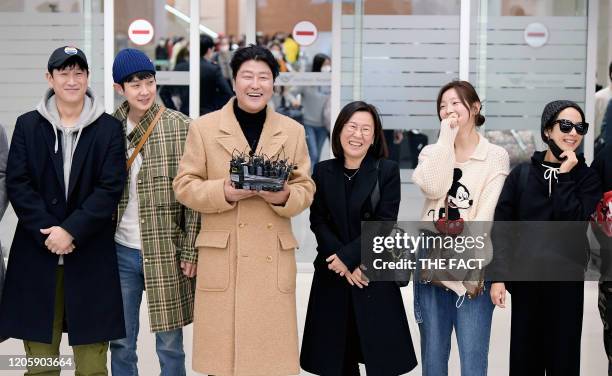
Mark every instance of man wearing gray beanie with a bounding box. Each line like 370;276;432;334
110;48;200;376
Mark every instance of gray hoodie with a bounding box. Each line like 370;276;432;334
36;88;105;198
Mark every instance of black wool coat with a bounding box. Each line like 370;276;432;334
0;110;127;345
300;155;417;376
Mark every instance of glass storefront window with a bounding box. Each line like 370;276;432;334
0;0;104;134
114;0;191;112
341;0;461;169
255;0;333;166
470;0;589;167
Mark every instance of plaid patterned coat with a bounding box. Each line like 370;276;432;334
114;101;200;332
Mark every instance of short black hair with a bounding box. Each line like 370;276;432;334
311;53;330;73
230;44;279;80
200;34;215;55
120;71;156;88
331;101;388;160
48;55;89;76
609;61;612;81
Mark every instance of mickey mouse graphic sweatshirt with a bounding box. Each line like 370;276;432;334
414;125;510;221
412;124;510;295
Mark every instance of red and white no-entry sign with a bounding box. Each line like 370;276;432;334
128;19;154;46
292;21;318;46
524;22;548;48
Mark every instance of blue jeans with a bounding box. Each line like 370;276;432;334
110;243;186;376
414;281;494;376
304;124;329;165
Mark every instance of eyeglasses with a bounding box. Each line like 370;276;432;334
344;122;373;136
552;119;589;135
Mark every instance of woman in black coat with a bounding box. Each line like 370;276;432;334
300;101;417;376
490;100;601;375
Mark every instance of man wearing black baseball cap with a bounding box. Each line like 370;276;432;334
0;46;127;375
47;45;89;72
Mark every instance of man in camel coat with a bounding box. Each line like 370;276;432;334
173;45;315;375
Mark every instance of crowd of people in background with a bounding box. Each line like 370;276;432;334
157;31;333;167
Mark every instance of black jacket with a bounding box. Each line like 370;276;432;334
300;155;417;376
593;143;612;191
0;110;127;345
161;58;233;116
495;151;600;222
489;151;601;282
592;143;612;271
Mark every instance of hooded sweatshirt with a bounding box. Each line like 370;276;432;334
495;151;601;222
36;88;105;264
489;151;602;281
36;88;105;198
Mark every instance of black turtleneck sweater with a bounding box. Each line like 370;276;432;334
233;100;266;153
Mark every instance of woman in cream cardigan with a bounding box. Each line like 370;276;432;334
412;80;509;376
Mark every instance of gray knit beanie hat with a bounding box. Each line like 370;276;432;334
541;100;585;142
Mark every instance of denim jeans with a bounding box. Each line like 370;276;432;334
304;124;329;165
110;243;186;376
414;281;494;376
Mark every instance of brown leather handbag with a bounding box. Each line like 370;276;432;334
419;197;485;299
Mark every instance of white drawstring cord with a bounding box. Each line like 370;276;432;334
542;164;559;197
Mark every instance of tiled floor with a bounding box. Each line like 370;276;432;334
0;181;608;375
0;274;606;375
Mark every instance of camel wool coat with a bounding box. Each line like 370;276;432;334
173;98;315;376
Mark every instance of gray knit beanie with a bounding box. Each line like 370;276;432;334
541;100;585;142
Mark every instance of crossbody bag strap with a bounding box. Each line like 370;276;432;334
515;162;530;217
370;159;382;210
126;106;165;170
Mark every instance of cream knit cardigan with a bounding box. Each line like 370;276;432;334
412;124;510;296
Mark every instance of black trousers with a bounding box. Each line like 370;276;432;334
599;281;612;376
596;233;612;375
509;282;584;376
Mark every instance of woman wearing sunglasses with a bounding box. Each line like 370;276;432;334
490;100;601;375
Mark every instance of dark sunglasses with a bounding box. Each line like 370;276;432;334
552;119;589;135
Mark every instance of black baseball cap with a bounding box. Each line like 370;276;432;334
47;46;89;72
